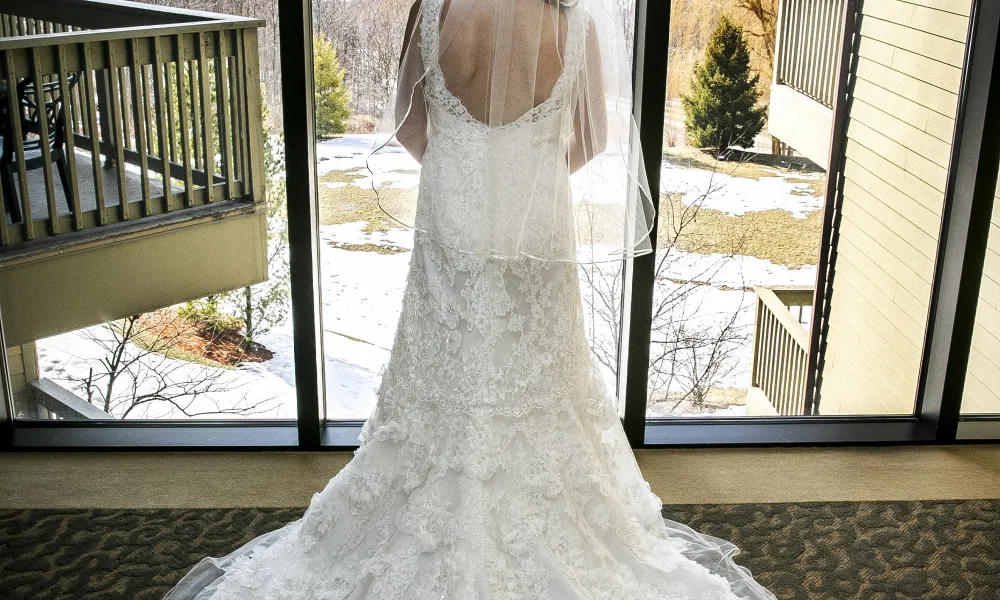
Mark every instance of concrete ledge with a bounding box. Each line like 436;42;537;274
29;378;114;420
2;446;999;508
746;386;780;416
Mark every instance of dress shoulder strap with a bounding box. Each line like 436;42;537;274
418;0;445;76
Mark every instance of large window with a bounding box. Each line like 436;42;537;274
962;167;1000;416
640;0;825;419
1;0;998;448
0;0;297;423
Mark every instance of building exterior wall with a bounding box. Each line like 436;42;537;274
0;209;268;348
767;83;834;168
5;343;39;410
963;180;1000;414
818;0;971;415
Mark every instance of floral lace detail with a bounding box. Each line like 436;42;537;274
167;231;774;600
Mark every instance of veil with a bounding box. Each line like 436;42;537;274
366;0;655;264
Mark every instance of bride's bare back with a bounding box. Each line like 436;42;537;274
395;0;604;172
437;0;569;126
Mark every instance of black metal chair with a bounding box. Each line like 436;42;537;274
0;72;80;225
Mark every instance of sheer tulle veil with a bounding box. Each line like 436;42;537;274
366;0;656;264
162;3;780;598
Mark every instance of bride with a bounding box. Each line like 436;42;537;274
166;0;776;598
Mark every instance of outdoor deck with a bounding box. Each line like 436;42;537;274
0;0;270;362
0;0;266;249
9;150;181;221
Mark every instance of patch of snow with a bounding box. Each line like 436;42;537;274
660;250;817;289
316;134;419;179
662;161;824;218
37;325;295;420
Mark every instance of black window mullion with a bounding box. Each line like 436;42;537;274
619;0;671;448
277;0;326;448
915;0;1000;440
0;301;13;432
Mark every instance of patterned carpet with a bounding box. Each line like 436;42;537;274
1;500;998;599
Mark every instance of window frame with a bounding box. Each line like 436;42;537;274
1;0;998;450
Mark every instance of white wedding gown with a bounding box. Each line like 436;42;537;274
166;1;776;598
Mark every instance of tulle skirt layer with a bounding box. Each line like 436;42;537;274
165;402;775;600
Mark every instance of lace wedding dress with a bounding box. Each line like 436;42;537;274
166;1;776;598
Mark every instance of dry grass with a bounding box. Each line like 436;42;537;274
125;310;273;369
665;147;824;184
328;241;409;254
315;152;824;268
661;194;823;268
660;148;825;268
647;386;748;416
316;169;418;232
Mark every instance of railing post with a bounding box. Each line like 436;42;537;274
242;28;265;205
751;295;763;387
752;286;813;416
95;67;115;169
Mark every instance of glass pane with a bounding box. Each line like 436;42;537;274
962;170;1000;415
645;0;820;417
1;0;296;420
646;0;972;417
579;1;636;412
809;0;972;417
314;2;417;420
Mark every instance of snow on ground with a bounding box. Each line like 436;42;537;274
318;225;413;418
318;134;822;219
662;161;823;218
36;134;822;421
659;249;816;289
38;324;296;420
316;134;419;179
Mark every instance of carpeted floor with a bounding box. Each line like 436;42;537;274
1;500;998;600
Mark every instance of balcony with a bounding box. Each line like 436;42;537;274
748;286;814;416
767;0;846;168
0;0;268;347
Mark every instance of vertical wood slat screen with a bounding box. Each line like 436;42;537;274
0;16;263;249
776;0;845;108
751;287;812;416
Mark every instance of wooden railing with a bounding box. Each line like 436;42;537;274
775;0;845;109
0;0;265;250
751;286;814;416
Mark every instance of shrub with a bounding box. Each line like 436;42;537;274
346;114;379;134
314;32;352;138
681;16;767;156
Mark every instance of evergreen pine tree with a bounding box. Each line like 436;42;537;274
681;16;767;157
314;32;352;138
